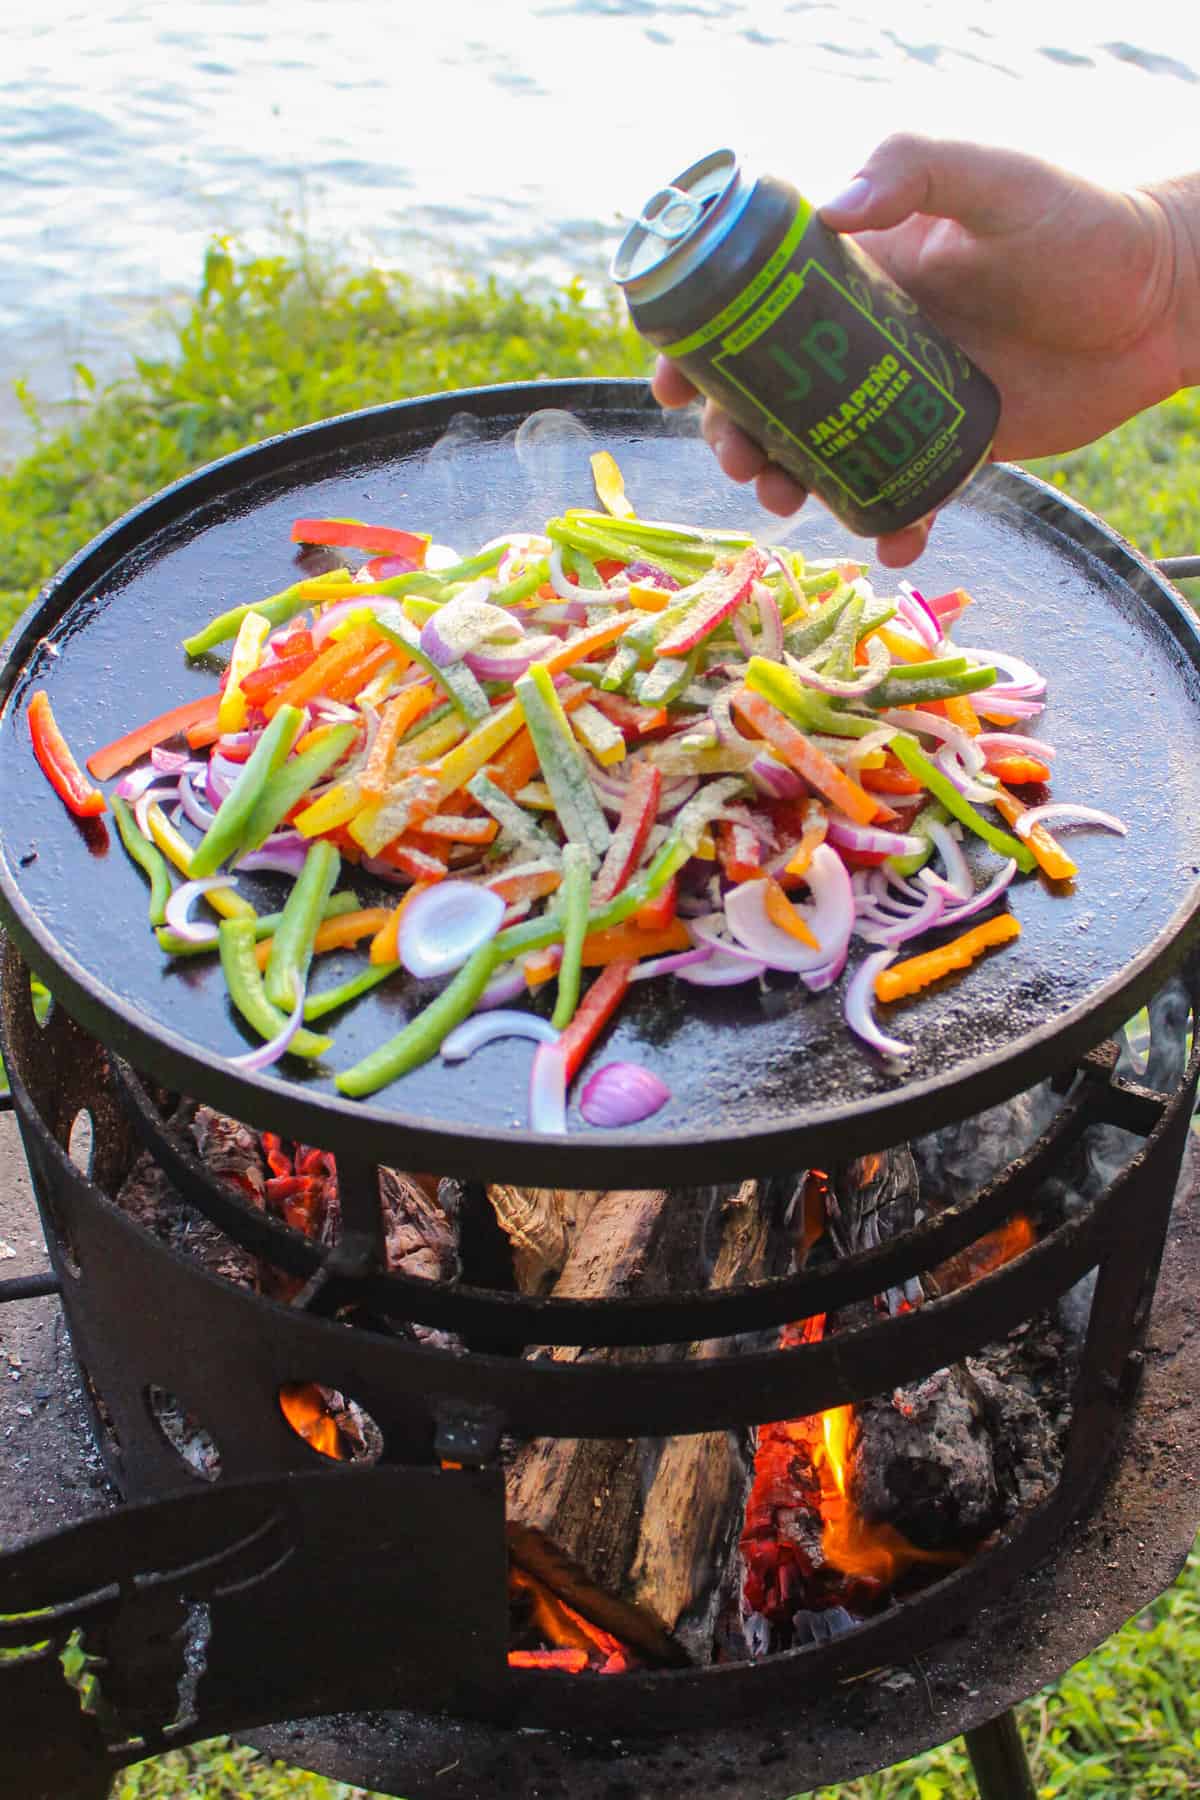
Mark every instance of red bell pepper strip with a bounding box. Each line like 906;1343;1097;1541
653;547;766;659
634;874;678;931
716;818;763;884
730;687;882;827
592;761;661;903
588;690;670;739
556;958;636;1083
87;694;220;781
239;652;317;706
290;518;430;562
29;691;107;817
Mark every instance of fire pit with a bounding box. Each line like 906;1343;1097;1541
2;381;1200;1800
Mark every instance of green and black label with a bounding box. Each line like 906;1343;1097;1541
656;204;998;536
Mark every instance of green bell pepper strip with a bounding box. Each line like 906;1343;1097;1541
488;559;551;608
516;663;611;864
183;581;316;659
886;801;948;878
633;648;699;707
467;770;560;859
888;734;1037;872
190;706;306;878
562;546;602;589
564;510;752;555
600;594;696;692
111;795;172;926
781;582;854;658
371;607;491;721
241;722;357;852
815;595;865;682
546;519;698;585
331;546;507;605
217;917;334;1060
551;843;592;1032
156;891;358;958
303;960;400;1023
867;666;997;709
335;940;500;1097
264;840;341;1010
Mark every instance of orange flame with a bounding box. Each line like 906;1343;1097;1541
509;1566;632;1673
279;1382;345;1461
814;1402;961;1586
930;1214;1036;1296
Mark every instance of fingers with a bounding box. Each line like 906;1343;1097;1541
817;133;1065;238
874;516;936;567
650;354;698;408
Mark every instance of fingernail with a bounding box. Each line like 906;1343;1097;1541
818;175;872;219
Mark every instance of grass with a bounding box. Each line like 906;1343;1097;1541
5;241;1199;1798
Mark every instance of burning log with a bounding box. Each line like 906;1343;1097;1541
116;1101;264;1292
506;1177;793;1667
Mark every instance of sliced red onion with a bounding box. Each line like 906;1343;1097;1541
964;648;1046;696
150;746;196;775
855;886;946;947
475;963;530;1010
177;770;217;831
133;787;178;838
398;881;506;980
624;560;682;593
165;876;239;946
359;855;412;887
676;944;766;985
234;842;310;878
730;604;757;660
928;821;973;899
362;552;422;580
800;947;850;993
206;753;245;806
228;984;308;1071
311;595;398;652
975;693;1046;720
441;1009;560;1062
419;581;521;666
973;731;1057;762
878;709;984;775
580;1061;671;1127
114;764;171;802
309;699;361;725
845;951;913;1061
918;858;1018;924
755;581;784;661
688;912;772;966
896;583;942;650
628;945;715;982
464;634;559;682
723;846;854;974
529;1041;568;1134
825;816;926;859
785;638;888;698
1014;804;1127;840
934;745;999;804
749;752;806;800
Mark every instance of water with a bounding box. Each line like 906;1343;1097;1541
4;0;1199;458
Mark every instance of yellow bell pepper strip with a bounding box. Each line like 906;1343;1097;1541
389;709;467;777
570;701;626;767
293;778;362;839
428;698;527;800
361;684;437;795
873;623;934;665
887;734;1038;873
590;449;636;519
157;891;359;957
874;913;1021;1004
142;801;255;920
335;940;501;1097
348;770;443;858
993;787;1078;881
111;795;172;925
218;917;333;1060
88;694;221;781
182;570;345;659
242;721;357;852
628;583;672;613
551;843;593;1031
28;690;106;818
369;607;490;722
289;518;430;562
264;840;341;1010
190;705;305;878
516;663;611;864
254;908;395;973
730;684;882;827
217;610;272;734
302;959;400;1023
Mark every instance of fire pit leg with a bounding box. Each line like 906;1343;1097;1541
962;1708;1036;1799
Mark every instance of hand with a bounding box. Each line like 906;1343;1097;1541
653;134;1199;564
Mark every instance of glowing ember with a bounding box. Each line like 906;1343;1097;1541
279;1382;344;1461
509;1566;635;1674
930;1214;1036;1295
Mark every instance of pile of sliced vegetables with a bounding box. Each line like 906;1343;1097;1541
32;451;1128;1131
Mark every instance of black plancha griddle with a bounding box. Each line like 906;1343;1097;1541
1;378;1198;1185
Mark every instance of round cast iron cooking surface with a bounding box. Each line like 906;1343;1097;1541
2;378;1200;1184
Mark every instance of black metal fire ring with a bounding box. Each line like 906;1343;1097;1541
1;380;1200;1185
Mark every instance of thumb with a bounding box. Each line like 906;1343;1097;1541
817;133;1064;237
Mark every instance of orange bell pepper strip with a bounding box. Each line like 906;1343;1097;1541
290;518;429;562
730;687;882;827
263;623;379;718
255;908;393;972
239;651;317;707
484;726;542;797
487;864;562;905
361;684;437;795
415;813;499;845
941;695;982;737
322;640;397;703
369;880;433;965
374;836;448;884
89;693;220;779
764;878;820;949
524;920;691;988
992;788;1078;881
634;875;678;931
983;753;1052;787
556;958;637;1082
29;691;106;817
874;913;1021;1004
